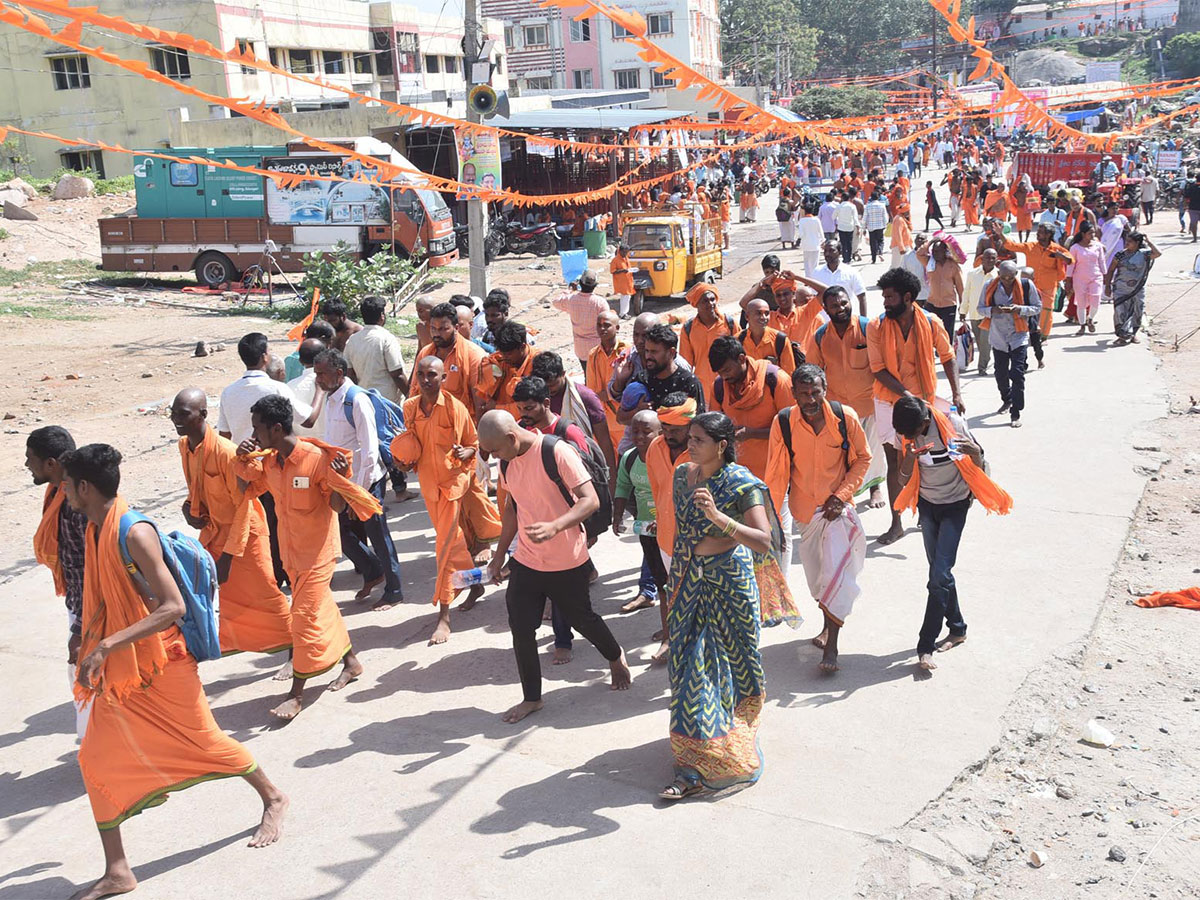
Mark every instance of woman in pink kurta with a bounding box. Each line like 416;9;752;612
1068;221;1107;336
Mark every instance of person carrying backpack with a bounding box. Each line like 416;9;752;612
62;443;289;897
313;347;404;609
479;410;631;725
763;364;873;674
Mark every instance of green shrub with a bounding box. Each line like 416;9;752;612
299;244;419;306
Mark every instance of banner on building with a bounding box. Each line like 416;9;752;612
1085;61;1122;83
454;127;502;195
263;156;391;225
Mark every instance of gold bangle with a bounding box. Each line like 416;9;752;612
720;518;738;538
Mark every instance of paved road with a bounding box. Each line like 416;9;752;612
0;175;1185;898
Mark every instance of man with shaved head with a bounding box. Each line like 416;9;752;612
479;410;631;723
390;357;502;645
170;388;293;658
739;297;798;373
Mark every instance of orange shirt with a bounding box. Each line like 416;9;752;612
416;335;484;416
477;347;536;416
585;339;630;446
769;293;824;345
866;312;955;404
645;435;689;555
678;312;736;407
392;391;476;498
1005;239;1069;303
245;440;342;573
610;253;635;296
740;326;797;373
804;316;874;419
178;426;255;557
764;402;872;525
499;434;591;571
711;358;792;478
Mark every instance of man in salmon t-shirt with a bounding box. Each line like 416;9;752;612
480;410;631;724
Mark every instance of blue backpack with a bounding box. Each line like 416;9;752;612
118;511;222;662
342;384;406;468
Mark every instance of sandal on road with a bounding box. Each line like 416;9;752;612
658;778;703;801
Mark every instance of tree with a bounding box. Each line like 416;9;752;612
790;85;886;119
719;0;818;86
803;0;930;68
1164;32;1200;78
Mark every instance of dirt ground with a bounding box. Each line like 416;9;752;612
2;188;1198;897
0;191;133;270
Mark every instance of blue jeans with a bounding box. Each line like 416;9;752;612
917;497;970;655
339;476;403;602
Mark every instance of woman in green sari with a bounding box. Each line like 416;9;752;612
660;413;799;801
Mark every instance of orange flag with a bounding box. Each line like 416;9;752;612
287;287;320;343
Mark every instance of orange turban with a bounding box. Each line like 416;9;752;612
658;398;697;425
686;283;718;308
772;275;798;295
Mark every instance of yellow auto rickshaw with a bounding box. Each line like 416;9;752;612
618;201;723;314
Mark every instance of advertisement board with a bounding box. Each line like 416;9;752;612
263;156;392;226
1155;150;1182;171
454;128;502;194
1013;152;1124;186
1085;61;1122;83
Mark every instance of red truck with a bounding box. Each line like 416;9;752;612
99;137;457;288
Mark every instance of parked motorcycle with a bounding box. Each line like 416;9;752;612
487;216;558;259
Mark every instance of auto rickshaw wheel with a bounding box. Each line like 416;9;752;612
631;290;644;316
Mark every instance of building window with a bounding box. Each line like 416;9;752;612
151;46;192;80
572;68;593;89
373;31;394;76
287;49;313;74
425;54;440;73
523;24;548;47
569;18;591;42
647;13;672;35
235;39;255;74
444;55;459;74
651;69;671;89
525;75;551;90
707;111;721;121
322;51;345;74
352;52;373;76
60;150;104;177
504;25;514;50
612;22;632;39
50;55;90;90
614;68;640;90
396;32;419;73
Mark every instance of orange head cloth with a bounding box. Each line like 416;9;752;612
686;283;718;308
772;275;798;295
658;397;698;426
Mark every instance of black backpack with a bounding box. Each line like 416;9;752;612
775;403;849;469
501;430;612;543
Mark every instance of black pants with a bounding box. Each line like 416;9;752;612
1141;201;1154;225
926;214;944;232
868;228;884;263
1028;320;1044;363
930;304;957;340
994;343;1028;418
917;497;970;656
507;559;622;702
258;491;288;588
837;229;854;263
639;535;669;593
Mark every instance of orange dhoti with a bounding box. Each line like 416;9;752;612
212;525;293;655
79;628;256;829
427;478;502;605
288;556;351;678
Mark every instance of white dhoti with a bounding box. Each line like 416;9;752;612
858;413;887;495
796;507;866;625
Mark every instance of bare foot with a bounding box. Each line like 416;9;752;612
811;628;829;650
269;697;303;720
936;635;967;652
272;660;294;682
620;593;656;613
248;793;289;848
868;486;886;509
610;652;632;690
502;699;544;723
429;607;451;645
328;655;364;692
69;871;137;900
649;641;670;665
819;647;839;673
552;647;572;665
877;522;905;545
457;584;484;612
354;575;384;601
918;653;938;670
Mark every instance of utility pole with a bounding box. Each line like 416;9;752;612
930;5;938;115
464;0;488;298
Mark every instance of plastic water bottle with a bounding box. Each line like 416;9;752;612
450;567;490;589
631;519;657;536
946;405;963;460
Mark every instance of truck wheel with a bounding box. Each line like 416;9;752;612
535;232;557;257
195;252;237;289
